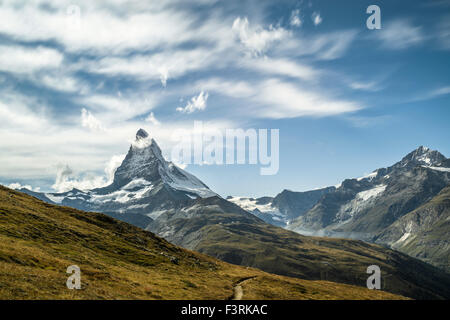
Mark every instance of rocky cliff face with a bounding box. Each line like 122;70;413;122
374;186;450;272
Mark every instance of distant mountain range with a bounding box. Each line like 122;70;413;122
16;129;450;299
228;146;450;272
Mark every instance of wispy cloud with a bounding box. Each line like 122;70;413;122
145;112;161;126
0;45;63;74
349;81;381;92
176;91;209;113
290;9;302;27
410;86;450;102
312;12;322;26
198;77;361;119
375;19;424;50
81;108;105;131
232;17;289;56
437;15;450;50
0;1;365;189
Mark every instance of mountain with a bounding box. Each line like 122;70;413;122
287;146;450;240
374;185;450;272
227;187;335;227
227;146;450;271
2;186;407;300
21;129;216;228
16;134;450;299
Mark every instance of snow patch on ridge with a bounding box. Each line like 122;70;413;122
356;184;387;201
161;162;217;198
334;185;387;225
228;196;286;223
424;166;450;173
90;179;154;204
45;194;65;204
356;171;378;181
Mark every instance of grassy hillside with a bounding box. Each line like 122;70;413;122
0;185;404;300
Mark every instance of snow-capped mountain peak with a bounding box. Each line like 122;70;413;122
396;146;446;167
19;129;217;226
136;128;149;140
112;129;216;198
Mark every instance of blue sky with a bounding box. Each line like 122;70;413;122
0;0;449;197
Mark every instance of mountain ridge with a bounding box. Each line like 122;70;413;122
225;146;450;271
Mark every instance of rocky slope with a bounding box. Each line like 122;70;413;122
374;186;450;272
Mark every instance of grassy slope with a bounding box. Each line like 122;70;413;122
0;186;404;300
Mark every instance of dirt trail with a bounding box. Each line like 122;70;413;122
230;276;257;300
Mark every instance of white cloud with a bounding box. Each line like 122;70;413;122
0;1;365;188
104;154;126;184
51;152;126;193
0;1;197;54
274;30;358;60
79;94;158;123
83;48;218;86
253;79;361;119
432;86;450;96
312;12;322;26
241;57;320;81
376;19;424;50
410;85;450;102
7;182;40;192
0;45;63;74
290;9;302;27
145;112;161;126
438;16;450;50
349;81;380;92
176;91;209;113
81;108;105;131
0;90;49;131
51;164;105;192
40;73;84;93
197;78;255;98
314;31;357;60
232;17;289;55
198;77;361;119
